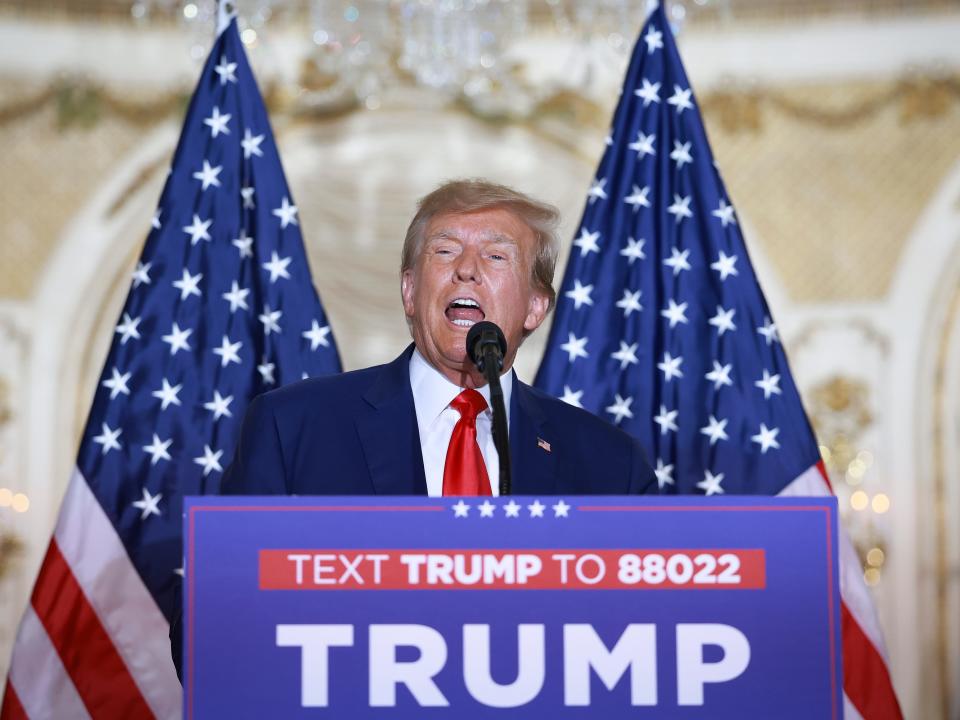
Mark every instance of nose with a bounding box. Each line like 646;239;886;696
453;246;481;283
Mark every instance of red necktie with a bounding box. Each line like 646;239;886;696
442;389;492;496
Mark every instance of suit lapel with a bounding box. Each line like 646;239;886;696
509;379;557;495
355;345;428;495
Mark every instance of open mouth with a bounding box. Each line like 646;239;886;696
445;297;485;328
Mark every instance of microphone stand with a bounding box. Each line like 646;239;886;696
480;346;512;496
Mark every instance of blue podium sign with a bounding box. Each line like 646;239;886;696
183;496;842;719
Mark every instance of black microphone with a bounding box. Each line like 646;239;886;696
465;321;512;496
466;321;507;374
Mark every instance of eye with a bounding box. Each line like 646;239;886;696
490;253;506;261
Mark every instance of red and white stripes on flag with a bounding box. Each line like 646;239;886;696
2;469;181;719
782;464;902;720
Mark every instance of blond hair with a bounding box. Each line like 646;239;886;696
401;179;561;313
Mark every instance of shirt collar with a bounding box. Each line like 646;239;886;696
409;347;513;428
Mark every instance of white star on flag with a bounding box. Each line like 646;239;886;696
132;487;163;519
663;247;692;276
634;78;661;106
628;132;656;159
203;105;231;137
611;341;639;369
192;160;223;190
587;178;608;203
173;268;203;301
115;313;141;344
240;185;255;208
161;322;192;355
615;289;643;317
657;352;684;381
697;470;725;496
643;25;663;54
263;251;292;283
654;459;674;489
660;299;689;328
222;281;250;313
654;405;678;435
573;228;601;257
132;261;152;288
667;85;694;114
272;197;299;228
623;185;651;211
755;370;783;399
751;423;781;453
700;415;729;445
565;279;594;309
620;237;646;264
670;140;693;169
93;423;122;455
757;318;780;345
705;361;733;390
711;251;739;280
213;55;237;85
152;378;183;410
258;305;283;335
232;230;254;258
257;359;277;385
605;394;634;424
142;435;173;466
560;385;583;408
712;198;737;227
560;333;589;362
708;306;737;336
303;320;331;350
241;128;265;159
203;391;233;420
194;445;224;476
213;335;243;367
101;367;131;400
666;194;693;222
182;214;212;245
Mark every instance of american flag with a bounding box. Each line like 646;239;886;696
534;5;902;719
2;17;341;719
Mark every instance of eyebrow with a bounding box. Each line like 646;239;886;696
426;230;519;245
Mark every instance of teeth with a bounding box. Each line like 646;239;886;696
452;319;476;327
452;298;479;308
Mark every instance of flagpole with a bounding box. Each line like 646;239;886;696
216;0;235;37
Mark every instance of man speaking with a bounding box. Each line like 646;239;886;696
221;179;657;497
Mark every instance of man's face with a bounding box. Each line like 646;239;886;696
401;207;550;386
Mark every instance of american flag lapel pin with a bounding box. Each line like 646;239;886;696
537;437;551;453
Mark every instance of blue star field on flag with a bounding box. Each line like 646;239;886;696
535;3;820;496
74;19;341;621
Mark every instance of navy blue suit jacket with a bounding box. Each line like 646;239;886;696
221;345;657;496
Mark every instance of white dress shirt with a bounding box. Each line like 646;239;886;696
409;348;512;497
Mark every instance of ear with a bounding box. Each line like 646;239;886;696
401;270;416;319
523;291;550;333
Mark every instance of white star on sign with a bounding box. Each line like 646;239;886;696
241;185;256;209
152;378;182;410
623;185;651;211
620;237;646;264
213;55;237;85
654;405;679;435
194;445;224;476
101;367;131;399
560;385;583;408
705;360;733;390
573;228;601;257
663;247;692;276
258;304;283;335
616;288;643;317
634;78;661;106
241;128;265;159
452;500;470;517
560;332;589;362
657;352;684;381
565;279;594;309
262;251;292;283
661;299;689;328
503;500;521;518
232;230;254;258
528;500;546;518
203;105;231;137
605;394;634;424
213;335;243;367
654;459;674;489
182;214;212;245
611;341;639;369
93;422;122;455
712;199;737;227
132;261;152;288
697;470;725;496
709;306;737;336
643;25;663;54
162;322;192;356
628;131;656;159
711;251;739;281
173;268;203;300
751;423;781;453
142;435;172;466
670;140;693;169
587;178;608;204
700;415;729;445
222;281;250;313
192;160;223;190
755;370;783;399
757;317;780;345
666;194;693;223
115;313;141;344
552;500;571;518
204;390;233;420
257;359;276;385
303;320;331;350
478;500;496;518
132;487;163;519
667;85;694;114
272;197;299;228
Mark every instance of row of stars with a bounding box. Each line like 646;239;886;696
653;462;730;496
572;221;736;265
167;195;298;249
451;499;571;518
92;424;225;482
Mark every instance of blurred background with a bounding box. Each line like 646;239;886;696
0;0;959;716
